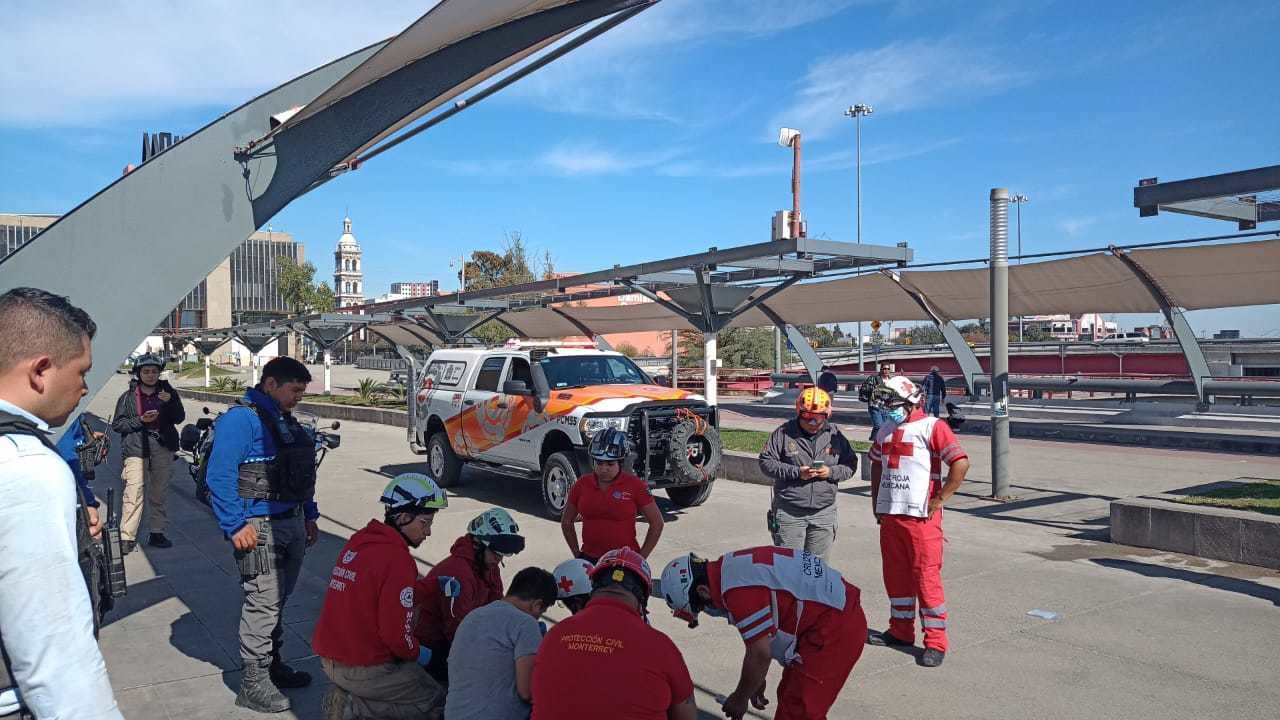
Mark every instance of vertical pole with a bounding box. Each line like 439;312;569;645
1016;201;1023;342
204;354;211;388
856;114;862;244
857;321;863;371
774;327;783;373
324;349;333;394
703;333;718;407
670;330;679;389
251;354;260;386
989;188;1011;499
790;136;802;239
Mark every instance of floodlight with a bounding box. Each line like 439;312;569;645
778;127;800;148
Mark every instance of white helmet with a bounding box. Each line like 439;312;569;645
659;554;699;626
876;375;922;408
553;558;594;599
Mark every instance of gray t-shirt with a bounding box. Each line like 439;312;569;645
445;599;543;720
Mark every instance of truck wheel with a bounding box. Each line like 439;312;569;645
666;482;715;508
541;452;579;520
427;432;463;488
668;421;722;487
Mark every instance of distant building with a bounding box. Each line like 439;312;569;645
390;281;438;297
1213;329;1241;340
0;213;57;258
1018;313;1118;340
333;217;364;308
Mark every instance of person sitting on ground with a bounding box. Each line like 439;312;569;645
561;426;664;564
445;567;557;720
314;473;449;720
532;549;696;720
552;557;594;615
416;507;526;685
111;352;185;552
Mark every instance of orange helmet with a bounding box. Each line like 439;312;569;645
796;387;832;416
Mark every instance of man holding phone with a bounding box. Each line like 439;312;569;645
112;353;185;553
758;387;858;559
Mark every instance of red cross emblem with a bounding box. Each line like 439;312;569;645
734;547;794;565
558;575;575;594
883;429;915;470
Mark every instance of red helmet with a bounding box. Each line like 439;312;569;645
590;547;653;592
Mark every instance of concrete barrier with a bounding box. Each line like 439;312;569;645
181;389;410;428
1111;489;1280;569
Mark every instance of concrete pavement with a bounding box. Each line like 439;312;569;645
83;374;1280;719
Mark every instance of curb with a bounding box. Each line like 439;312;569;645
180;389;410;428
1111;490;1280;569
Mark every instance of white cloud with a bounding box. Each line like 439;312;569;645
538;141;685;176
769;38;1027;140
1058;216;1099;237
1;1;429;126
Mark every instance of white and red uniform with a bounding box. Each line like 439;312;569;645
708;547;866;720
869;409;967;651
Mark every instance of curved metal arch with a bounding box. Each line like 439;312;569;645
881;270;984;397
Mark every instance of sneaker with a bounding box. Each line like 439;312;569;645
920;648;945;667
148;533;173;549
867;629;914;647
120;540;136;555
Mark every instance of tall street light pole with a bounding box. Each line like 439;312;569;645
1010;194;1030;341
844;104;873;372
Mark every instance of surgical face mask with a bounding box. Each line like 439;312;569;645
887;407;908;423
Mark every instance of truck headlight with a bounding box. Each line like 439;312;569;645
579;416;627;437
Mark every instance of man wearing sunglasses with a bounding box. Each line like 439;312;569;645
758;387;858;559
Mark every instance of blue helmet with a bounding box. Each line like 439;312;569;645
589;426;629;462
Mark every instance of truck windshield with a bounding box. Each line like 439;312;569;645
538;355;651;389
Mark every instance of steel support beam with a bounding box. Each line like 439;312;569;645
1135;165;1280;215
1109;246;1214;409
756;303;823;384
548;307;613;350
619;281;701;325
881;270;984;398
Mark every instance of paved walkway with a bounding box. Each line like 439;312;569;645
84;375;1280;719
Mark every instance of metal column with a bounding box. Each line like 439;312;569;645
989;188;1011;498
703;333;718;406
670;329;679;388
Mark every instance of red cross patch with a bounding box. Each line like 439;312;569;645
734;547;794;565
558;575;575;594
883;429;915;470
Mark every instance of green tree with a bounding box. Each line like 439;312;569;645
907;325;945;346
464;232;558;345
662;327;775;369
615;342;640;357
277;256;336;314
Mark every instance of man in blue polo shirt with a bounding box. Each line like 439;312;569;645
205;356;319;714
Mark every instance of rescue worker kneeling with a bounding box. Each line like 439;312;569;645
533;548;697;720
313;473;448;720
661;546;867;720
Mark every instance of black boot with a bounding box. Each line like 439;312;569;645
236;662;290;713
148;532;173;548
120;540;136;555
867;629;914;647
269;656;312;689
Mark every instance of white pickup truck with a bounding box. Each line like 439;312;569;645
409;344;722;518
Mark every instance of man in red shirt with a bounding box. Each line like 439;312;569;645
313;473;448;720
416;507;525;684
561;427;664;563
660;547;867;720
866;376;970;668
533;548;696;720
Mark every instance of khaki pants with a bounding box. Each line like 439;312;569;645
321;657;445;720
120;449;174;541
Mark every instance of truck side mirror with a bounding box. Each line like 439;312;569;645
503;380;531;396
529;363;551;414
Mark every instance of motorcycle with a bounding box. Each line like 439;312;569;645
180;406;341;507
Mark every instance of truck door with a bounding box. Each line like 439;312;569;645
461;356;508;457
485;356;540;464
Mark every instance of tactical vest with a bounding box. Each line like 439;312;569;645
0;410;96;703
236;403;316;502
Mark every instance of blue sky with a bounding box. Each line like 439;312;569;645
2;0;1277;335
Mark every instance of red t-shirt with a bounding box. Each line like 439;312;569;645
532;596;693;720
312;520;419;666
568;472;655;558
706;558;856;646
